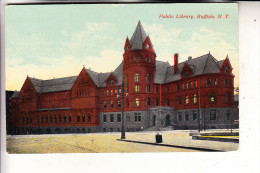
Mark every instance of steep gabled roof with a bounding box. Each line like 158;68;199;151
154;60;171;84
112;61;123;85
30;76;77;93
164;53;226;83
129;21;147;50
85;61;123;87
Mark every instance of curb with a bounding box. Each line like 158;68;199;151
117;139;224;152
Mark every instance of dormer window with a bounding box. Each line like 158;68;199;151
183;71;188;78
225;67;229;73
146;44;149;49
109;80;113;86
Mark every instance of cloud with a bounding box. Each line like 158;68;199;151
6;49;123;91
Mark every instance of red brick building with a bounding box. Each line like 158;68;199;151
10;21;235;134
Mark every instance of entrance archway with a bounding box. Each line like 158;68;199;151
165;115;171;126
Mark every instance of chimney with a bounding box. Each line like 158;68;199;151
174;53;179;74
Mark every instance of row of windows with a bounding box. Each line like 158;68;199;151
103;100;121;108
76;91;90;97
128;56;152;63
177;80;198;90
103;89;121;96
103;113;142;122
133;73;151;83
177;110;231;121
177;92;231;105
20;114;92;124
103;114;121;122
178;111;198;121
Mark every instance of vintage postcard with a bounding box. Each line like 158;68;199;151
5;3;239;153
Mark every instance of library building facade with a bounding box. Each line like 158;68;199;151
10;21;235;134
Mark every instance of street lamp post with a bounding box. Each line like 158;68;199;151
197;86;201;133
121;82;125;139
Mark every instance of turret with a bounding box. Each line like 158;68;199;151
122;21;157;111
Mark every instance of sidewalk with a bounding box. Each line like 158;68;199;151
119;131;239;152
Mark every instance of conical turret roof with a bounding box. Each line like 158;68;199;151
129;20;147;50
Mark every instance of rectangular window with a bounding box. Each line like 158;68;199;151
41;116;44;123
69;116;72;122
166;87;169;92
110;90;113;95
210;110;216;120
103;115;107;122
155;99;158;106
189;82;192;88
110;114;114;122
177;84;179;90
117;114;121;122
110;101;113;108
166;99;169;106
185;112;189;121
155;87;159;93
146;98;150;106
192;111;197;120
193;80;197;87
146;85;150;93
178;96;181;105
135;85;140;92
178;112;182;121
206;79;211;86
54;116;57;123
146;74;150;83
49;116;52;123
213;78;217;85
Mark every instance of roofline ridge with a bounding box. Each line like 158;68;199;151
202;53;210;74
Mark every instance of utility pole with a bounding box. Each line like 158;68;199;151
121;82;125;139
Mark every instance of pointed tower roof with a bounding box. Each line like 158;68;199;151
129;20;147;50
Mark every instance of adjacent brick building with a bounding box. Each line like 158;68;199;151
10;21;235;134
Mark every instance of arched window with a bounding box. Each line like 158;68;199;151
185;95;189;104
210;93;215;102
59;114;62;122
77;114;80;122
82;114;85;122
146;44;149;49
68;115;72;122
135;98;140;107
193;94;197;104
134;73;139;82
87;114;91;122
63;114;66;123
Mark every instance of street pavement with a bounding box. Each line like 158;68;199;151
6;130;238;153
